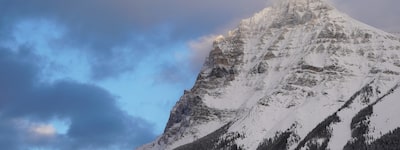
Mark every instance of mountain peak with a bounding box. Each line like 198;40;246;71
237;0;335;32
277;0;328;5
139;1;400;149
274;0;332;12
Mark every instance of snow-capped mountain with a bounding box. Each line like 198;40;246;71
139;0;400;149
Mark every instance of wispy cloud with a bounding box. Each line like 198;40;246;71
0;0;398;149
0;0;267;80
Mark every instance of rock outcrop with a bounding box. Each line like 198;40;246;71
139;0;400;149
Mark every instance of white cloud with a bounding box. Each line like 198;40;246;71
31;124;56;137
187;34;221;71
13;119;57;137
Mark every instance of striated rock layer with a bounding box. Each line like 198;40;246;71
139;0;400;149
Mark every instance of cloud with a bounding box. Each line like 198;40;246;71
153;35;220;85
154;63;191;85
0;1;398;149
1;0;397;81
30;124;56;136
331;0;400;32
0;0;268;80
0;46;156;149
188;35;221;72
0;120;20;150
178;0;400;73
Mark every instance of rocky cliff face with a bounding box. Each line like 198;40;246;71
139;0;400;149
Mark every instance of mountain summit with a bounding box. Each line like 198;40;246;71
139;0;400;149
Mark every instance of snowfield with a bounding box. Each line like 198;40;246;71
139;0;400;149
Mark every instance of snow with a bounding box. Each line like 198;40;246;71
166;120;228;149
327;88;368;150
304;53;330;68
138;0;400;149
368;84;400;140
202;81;259;110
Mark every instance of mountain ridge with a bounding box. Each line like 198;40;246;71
139;0;400;149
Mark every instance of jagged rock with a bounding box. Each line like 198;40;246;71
138;0;400;149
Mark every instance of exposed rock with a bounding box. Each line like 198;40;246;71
138;0;400;149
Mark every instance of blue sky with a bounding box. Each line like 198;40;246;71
0;0;399;149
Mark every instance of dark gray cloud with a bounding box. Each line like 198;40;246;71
1;0;397;80
0;0;267;80
153;35;218;85
0;46;156;149
0;1;398;149
154;63;193;86
0;120;20;150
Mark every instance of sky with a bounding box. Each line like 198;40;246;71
0;0;399;149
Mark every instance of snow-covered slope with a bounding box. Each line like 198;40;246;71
139;0;400;149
